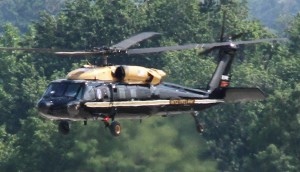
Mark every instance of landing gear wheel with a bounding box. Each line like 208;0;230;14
196;123;204;133
191;111;204;133
109;121;121;137
58;120;70;135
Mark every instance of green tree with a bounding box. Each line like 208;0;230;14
0;0;65;32
0;24;47;133
0;0;298;171
0;1;219;171
248;0;300;33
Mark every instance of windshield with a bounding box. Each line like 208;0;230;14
44;83;82;98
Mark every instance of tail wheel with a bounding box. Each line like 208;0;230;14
196;123;204;133
109;121;121;137
58;120;70;135
191;111;204;133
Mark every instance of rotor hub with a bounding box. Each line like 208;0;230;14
223;42;238;55
92;47;127;55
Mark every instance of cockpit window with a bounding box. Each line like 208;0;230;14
65;83;81;97
44;83;82;98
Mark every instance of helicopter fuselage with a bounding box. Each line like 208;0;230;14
37;79;223;121
2;31;279;136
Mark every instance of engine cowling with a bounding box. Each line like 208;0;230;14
114;65;166;85
66;65;166;85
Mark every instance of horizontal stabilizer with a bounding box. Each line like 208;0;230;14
224;88;265;103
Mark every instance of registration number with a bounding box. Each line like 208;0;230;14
169;99;195;105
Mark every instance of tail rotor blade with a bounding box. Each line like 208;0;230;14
231;32;244;40
220;10;227;42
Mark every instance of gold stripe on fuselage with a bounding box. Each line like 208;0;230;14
84;99;224;108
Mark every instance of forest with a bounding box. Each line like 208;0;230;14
0;0;300;171
248;0;300;33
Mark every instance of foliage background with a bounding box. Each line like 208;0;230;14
0;0;300;171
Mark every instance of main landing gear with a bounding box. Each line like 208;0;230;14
58;120;70;135
191;112;204;133
57;118;121;137
102;117;121;137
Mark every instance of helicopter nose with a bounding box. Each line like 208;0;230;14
37;100;53;115
37;98;79;118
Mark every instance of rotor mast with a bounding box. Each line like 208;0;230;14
102;55;108;65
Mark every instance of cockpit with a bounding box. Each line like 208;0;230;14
43;82;83;98
37;80;101;119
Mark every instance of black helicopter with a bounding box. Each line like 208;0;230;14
1;31;284;136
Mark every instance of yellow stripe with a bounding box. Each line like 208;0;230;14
85;99;224;108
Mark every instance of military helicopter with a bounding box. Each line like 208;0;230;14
1;31;284;137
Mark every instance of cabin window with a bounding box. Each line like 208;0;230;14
93;86;110;101
96;88;102;100
82;86;96;100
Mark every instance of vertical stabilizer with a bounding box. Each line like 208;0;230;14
207;44;237;93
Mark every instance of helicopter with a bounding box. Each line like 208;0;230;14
1;32;284;137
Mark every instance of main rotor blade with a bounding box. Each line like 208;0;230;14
55;51;104;56
112;32;160;49
0;47;60;52
229;38;287;46
127;38;287;55
5;37;284;56
127;44;205;55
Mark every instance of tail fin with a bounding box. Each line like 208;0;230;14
207;44;265;103
207;45;236;93
206;46;266;103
